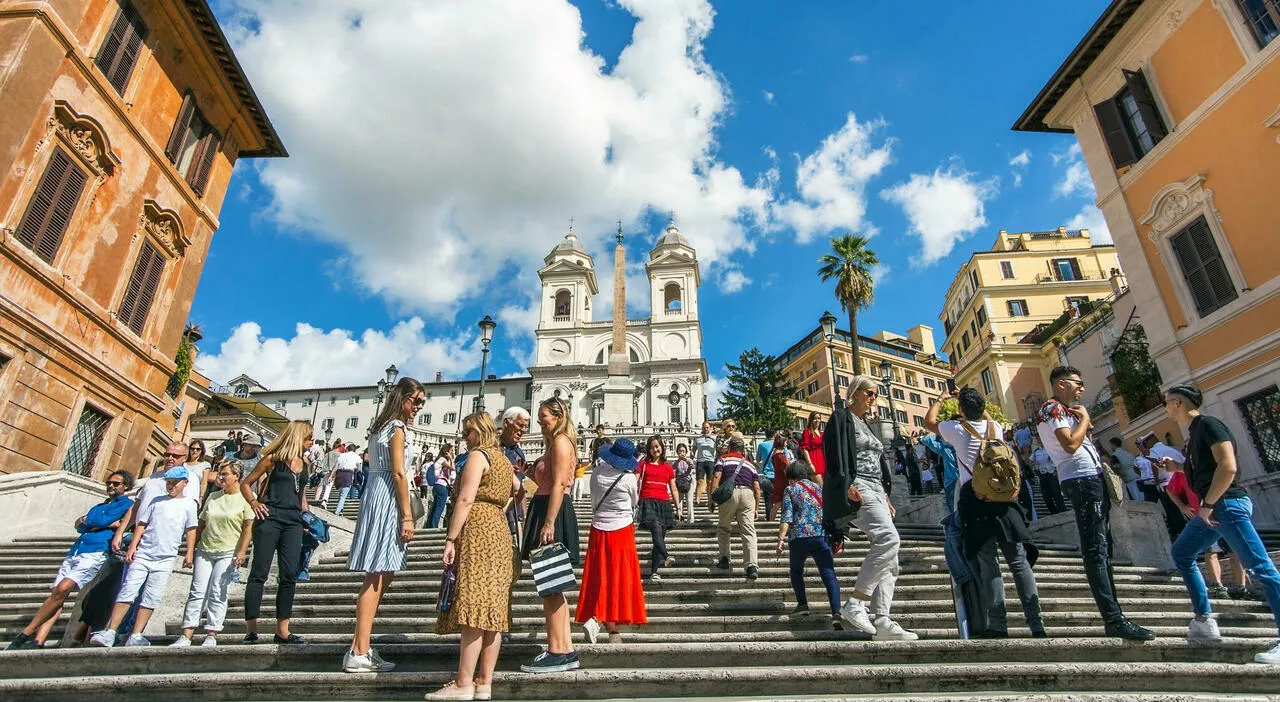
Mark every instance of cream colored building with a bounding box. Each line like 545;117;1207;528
775;324;952;439
938;228;1126;421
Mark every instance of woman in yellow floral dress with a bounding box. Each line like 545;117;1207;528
427;412;518;701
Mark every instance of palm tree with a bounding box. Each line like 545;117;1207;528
817;234;879;373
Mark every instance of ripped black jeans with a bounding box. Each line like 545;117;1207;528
1060;476;1124;625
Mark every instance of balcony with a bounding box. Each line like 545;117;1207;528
552;314;571;322
1034;271;1105;284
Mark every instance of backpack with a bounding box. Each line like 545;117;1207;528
674;459;694;493
423;459;438;487
959;421;1020;503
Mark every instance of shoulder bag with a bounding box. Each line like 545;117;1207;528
711;461;742;505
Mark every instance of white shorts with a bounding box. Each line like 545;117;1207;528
116;557;176;610
53;552;109;589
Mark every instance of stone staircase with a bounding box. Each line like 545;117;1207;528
0;500;1277;700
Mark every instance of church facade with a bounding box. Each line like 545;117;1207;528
529;223;709;428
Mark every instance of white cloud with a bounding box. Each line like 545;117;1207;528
849;54;868;63
1052;143;1094;199
719;267;751;293
870;262;891;289
1008;149;1031;187
223;0;774;317
703;372;727;418
880;165;999;266
771;113;894;243
1066;203;1113;244
762;90;775;104
195;319;482;388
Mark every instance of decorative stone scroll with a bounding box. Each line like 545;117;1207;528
49;101;121;177
138;200;189;258
1138;173;1217;238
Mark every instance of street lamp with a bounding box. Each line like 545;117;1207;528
324;427;332;446
476;315;497;413
820;311;841;410
385;364;399;386
372;365;399;427
879;358;903;449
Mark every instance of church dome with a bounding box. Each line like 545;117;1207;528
652;222;690;250
544;230;593;266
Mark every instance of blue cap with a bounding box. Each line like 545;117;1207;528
162;465;189;481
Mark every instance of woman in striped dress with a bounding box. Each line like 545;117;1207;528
341;377;425;673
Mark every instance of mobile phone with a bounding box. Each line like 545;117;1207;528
946;378;958;394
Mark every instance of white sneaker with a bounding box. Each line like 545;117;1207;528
582;617;601;644
168;636;191;648
368;648;396;672
840;599;876;635
201;636;218;648
1255;641;1280;665
124;634;151;647
872;616;919;641
343;648;394;673
1187;616;1222;644
88;630;116;648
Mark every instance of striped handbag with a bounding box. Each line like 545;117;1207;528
529;542;576;597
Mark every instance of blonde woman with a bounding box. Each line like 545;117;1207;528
520;398;580;674
240;420;313;645
426;412;518;701
343;378;424;673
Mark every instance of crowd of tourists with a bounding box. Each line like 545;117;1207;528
6;367;1280;700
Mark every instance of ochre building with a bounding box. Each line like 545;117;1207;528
1015;0;1280;520
0;1;284;478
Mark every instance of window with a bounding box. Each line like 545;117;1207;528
1235;0;1279;48
116;241;165;336
969;320;978;338
1237;385;1280;473
274;400;286;410
423;413;433;425
164;92;221;195
892;388;905;401
1169;216;1238;317
1067;296;1090;316
329;396;337;406
807;381;819;395
909;392;922;404
321;417;335;431
14;147;88;264
794;389;805;401
553;289;572;319
444;412;458;424
450;391;457;399
976;307;987;326
913;415;925;427
234;384;249;398
301;398;312;407
1051;258;1083;281
895;409;907;423
344;417;358;429
981;368;995;395
348;395;359;405
905;371;917;387
1094;69;1168;168
669;407;682;424
1000;261;1015;279
837;375;850;388
878;406;891;420
969;269;979;289
1007;299;1029;317
961;331;970;351
924;378;937;390
95;3;147;96
62;404;111;476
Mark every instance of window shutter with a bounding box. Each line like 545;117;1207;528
1069;258;1083;280
1170;216;1237;317
14;147;88;264
107;13;146;96
165;92;195;163
95;7;130;81
1094;98;1137;168
1122;69;1168;144
189;129;220;196
118;241;165;335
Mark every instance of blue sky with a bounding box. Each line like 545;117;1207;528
193;0;1109;405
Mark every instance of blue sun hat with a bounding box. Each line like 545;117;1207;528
600;439;639;472
163;465;189;481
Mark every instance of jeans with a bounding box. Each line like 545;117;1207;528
333;487;352;515
788;536;841;616
182;551;235;632
1124;480;1142;502
1061;476;1124;624
646;516;668;576
1171;496;1280;632
244;516;303;621
851;479;900;619
679;487;695;522
717;487;757;569
1038;472;1067;514
944;480;957;516
972;536;1044;635
428;484;449;528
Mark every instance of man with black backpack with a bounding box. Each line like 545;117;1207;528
926;387;1045;638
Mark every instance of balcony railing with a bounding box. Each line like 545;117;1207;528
552;314;571;322
1034;271;1105;284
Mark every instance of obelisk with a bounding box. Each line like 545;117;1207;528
602;224;633;425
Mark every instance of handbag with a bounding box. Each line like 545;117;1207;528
529;542;577;597
1082;441;1124;505
410;493;427;522
711;462;742;505
436;562;458;613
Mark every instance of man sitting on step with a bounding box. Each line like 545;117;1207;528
7;470;136;650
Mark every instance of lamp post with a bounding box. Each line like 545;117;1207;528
682;390;691;429
371;365;399;427
324;427;332;447
476;315;497;413
820;311;841;410
879;358;903;449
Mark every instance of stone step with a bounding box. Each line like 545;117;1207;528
2;662;1277;701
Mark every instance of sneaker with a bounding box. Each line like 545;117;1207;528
1207;585;1229;599
1187;615;1223;644
474;683;492;701
582;617;601;644
831;615;844;631
88;629;116;648
169;636;192;648
872;616;919;641
1230;587;1262;601
663;557;676;568
296;570;311;582
745;565;759;581
564;650;581;670
788;604;811;619
369;648;396;671
715;557;731;570
424;681;475;701
344;648;394;673
242;633;260;645
201;636;218;648
1104;618;1157;641
839;599;876;635
520;650;578;674
274;633;306;645
648;573;662;582
7;633;38;651
1256;641;1280;665
124;634;151;647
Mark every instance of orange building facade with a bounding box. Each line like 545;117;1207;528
1016;0;1280;522
0;1;283;478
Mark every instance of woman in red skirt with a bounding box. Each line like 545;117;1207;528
576;439;646;644
799;411;827;485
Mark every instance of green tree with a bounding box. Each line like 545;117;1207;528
933;398;1011;428
1110;325;1163;418
817;234;879;371
719;348;795;434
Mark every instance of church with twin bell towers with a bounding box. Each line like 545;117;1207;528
529;222;709;428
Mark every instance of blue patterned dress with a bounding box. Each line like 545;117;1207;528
347;420;410;573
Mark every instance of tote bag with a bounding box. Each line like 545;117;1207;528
529;542;577;597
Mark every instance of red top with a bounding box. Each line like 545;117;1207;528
533;455;572;496
637;461;675;501
1166;471;1200;511
800;429;827;476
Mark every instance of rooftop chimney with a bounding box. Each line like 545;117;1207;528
435;371;443;383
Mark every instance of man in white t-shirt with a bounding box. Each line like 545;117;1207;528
1035;365;1155;641
926;387;1045;638
1029;440;1066;514
111;441;199;554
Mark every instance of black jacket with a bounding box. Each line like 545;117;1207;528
822;408;893;539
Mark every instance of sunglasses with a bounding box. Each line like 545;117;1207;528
163;452;186;458
106;480;124;487
410;397;426;406
1061;377;1085;388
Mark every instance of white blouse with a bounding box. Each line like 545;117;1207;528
590;460;638;532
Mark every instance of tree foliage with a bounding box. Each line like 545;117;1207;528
932;398;1011;428
817;234;879;370
1110;324;1162;418
719;347;795;434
